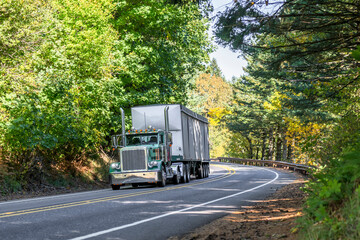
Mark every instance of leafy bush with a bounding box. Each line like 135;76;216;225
0;174;23;195
300;150;360;239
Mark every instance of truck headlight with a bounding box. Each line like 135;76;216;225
148;161;158;168
111;163;121;169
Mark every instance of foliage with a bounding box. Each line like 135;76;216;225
0;0;211;192
300;150;360;239
111;0;211;107
214;0;360;238
188;59;232;158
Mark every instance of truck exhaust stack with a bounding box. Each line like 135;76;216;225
120;108;125;146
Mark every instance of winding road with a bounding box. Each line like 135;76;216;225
0;162;296;240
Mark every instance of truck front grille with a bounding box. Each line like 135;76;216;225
121;149;147;171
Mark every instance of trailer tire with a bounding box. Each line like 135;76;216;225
158;167;167;187
111;185;120;190
197;164;204;179
202;164;206;178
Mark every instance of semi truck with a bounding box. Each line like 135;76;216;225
109;104;210;190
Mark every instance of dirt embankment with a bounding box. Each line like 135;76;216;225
170;178;306;240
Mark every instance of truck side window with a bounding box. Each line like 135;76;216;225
159;134;163;144
149;136;158;144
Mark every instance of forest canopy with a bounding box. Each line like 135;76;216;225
214;0;360;238
0;0;212;192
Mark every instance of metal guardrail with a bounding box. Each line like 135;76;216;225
214;157;315;175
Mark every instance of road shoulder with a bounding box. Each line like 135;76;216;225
169;174;306;240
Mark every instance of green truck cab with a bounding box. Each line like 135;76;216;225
109;128;172;190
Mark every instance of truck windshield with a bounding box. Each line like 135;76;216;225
127;135;158;146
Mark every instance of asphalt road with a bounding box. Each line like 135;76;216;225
0;162;297;240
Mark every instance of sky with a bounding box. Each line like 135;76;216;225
209;0;247;81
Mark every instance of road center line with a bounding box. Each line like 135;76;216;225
0;164;233;218
69;167;279;240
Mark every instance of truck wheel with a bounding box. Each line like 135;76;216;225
173;174;180;184
185;165;190;182
158;168;167;187
205;164;209;178
197;165;204;179
180;165;186;183
112;185;120;190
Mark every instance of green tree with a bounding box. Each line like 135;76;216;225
111;0;211;107
0;0;212;192
214;1;360;238
188;59;232;158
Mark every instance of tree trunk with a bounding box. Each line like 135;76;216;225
275;132;282;161
246;136;253;159
261;132;266;160
267;128;274;160
287;137;294;161
282;128;288;162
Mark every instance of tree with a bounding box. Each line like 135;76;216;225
111;0;211;107
214;2;360;236
0;0;212;191
188;59;232;158
215;0;360;113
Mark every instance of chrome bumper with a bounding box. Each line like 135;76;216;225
110;171;162;185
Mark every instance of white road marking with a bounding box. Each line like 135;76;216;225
69;168;279;240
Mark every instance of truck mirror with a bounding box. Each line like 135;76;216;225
111;135;117;148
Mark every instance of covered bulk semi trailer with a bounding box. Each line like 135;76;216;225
109;104;210;190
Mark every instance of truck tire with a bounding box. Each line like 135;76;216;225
112;185;120;190
202;164;206;178
197;164;204;179
158;167;167;187
173;174;180;184
180;165;186;183
186;165;191;182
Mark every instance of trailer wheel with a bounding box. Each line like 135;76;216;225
197;164;204;179
158;167;167;187
202;164;206;178
111;185;120;190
